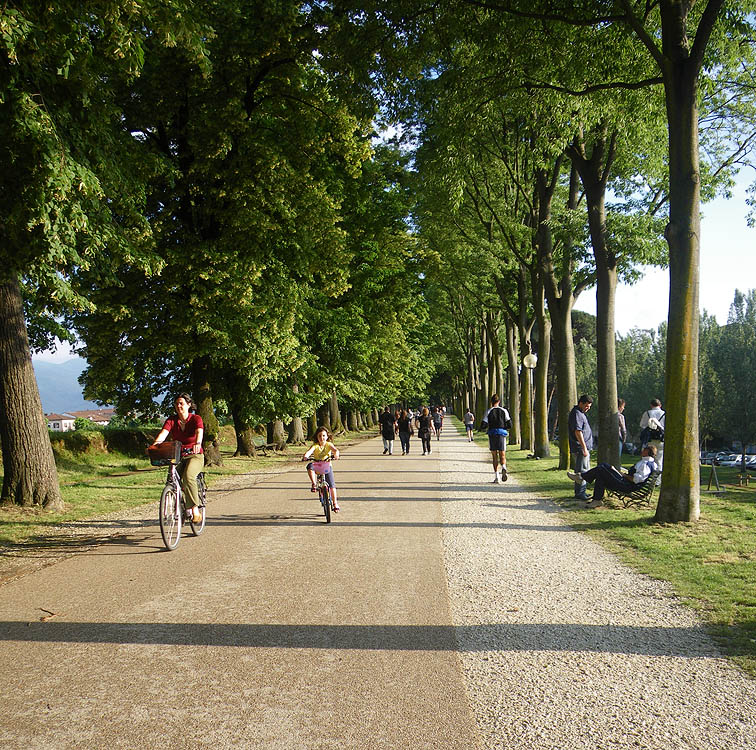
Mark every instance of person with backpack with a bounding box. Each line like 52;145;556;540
480;394;511;483
639;398;665;477
432;406;444;440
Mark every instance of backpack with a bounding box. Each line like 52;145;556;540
640;411;665;444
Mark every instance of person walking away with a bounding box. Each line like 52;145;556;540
618;398;627;457
397;409;414;455
463;408;475;442
480;394;511;483
303;426;341;511
417;407;435;455
378;406;396;455
639;398;665;479
432;407;444;440
568;445;659;507
568;395;594;500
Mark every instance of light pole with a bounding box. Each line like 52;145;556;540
523;353;538;456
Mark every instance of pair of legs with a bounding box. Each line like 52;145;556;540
573;463;634;502
466;425;473;441
490;450;507;482
421;434;432;454
399;431;411;454
570;451;590;498
179;454;205;521
306;464;339;509
382;435;394;454
488;433;507;482
434;423;442;439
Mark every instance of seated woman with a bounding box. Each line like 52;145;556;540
150;393;205;522
567;445;659;506
303;426;341;511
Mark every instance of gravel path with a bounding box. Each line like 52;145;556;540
438;426;756;749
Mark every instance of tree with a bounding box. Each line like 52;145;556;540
708;290;756;467
0;3;204;507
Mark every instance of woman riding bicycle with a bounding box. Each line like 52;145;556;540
303;426;340;512
150;393;205;523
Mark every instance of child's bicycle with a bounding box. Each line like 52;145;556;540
147;441;207;550
304;456;336;523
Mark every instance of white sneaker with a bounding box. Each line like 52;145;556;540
492;473;501;484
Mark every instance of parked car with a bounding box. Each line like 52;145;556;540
713;451;735;465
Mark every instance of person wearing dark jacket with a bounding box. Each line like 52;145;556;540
480;394;511;483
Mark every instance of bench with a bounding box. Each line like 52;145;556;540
252;437;282;456
605;469;662;509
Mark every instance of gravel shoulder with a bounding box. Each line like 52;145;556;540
439;428;756;750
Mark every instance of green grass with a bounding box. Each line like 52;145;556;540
457;417;756;676
0;427;376;550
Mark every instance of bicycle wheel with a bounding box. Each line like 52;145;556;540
159;485;182;550
320;485;331;524
190;474;207;536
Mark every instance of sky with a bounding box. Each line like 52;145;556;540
573;172;756;333
34;172;756;363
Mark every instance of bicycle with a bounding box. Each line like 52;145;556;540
148;441;207;550
304;456;335;524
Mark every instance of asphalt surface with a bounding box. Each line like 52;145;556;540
0;432;482;749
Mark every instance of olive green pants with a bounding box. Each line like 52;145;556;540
180;453;205;508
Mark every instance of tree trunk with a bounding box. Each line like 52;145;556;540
329;393;344;433
286;383;306;445
505;318;521;446
0;274;63;509
655;36;704;522
539;162;582;469
569;125;620;469
224;370;256;457
270;419;286;450
317;403;330;430
192;356;222;466
531;268;551;458
307;411;318;441
347;410;358;431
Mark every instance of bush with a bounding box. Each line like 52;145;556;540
48;428;161;458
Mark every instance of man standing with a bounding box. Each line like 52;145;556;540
618;398;627;457
568;395;594;501
480;394;511;483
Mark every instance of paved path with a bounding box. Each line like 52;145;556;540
2;424;756;749
0;433;480;749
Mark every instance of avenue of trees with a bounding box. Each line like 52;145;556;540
2;1;756;525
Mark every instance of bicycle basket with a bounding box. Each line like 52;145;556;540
148;440;182;466
311;460;331;475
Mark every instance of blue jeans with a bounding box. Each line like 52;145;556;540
399;431;411;453
571;451;590;496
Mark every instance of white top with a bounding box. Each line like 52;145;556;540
633;456;660;484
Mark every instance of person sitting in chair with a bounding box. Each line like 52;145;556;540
567;445;659;507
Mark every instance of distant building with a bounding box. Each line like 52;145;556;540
66;408;116;426
46;413;76;432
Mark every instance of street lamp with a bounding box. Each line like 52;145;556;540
523;353;538;456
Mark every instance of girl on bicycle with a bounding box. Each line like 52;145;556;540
150;393;204;523
303;426;340;511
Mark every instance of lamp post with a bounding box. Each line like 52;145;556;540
523;353;538;456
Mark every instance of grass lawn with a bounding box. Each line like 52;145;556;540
462;418;756;677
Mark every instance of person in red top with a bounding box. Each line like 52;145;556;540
150;393;205;522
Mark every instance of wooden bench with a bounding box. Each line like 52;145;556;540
252;437;281;456
605;469;662;508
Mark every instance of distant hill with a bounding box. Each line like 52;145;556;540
32;357;107;414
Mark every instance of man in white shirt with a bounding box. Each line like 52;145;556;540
567;445;660;506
